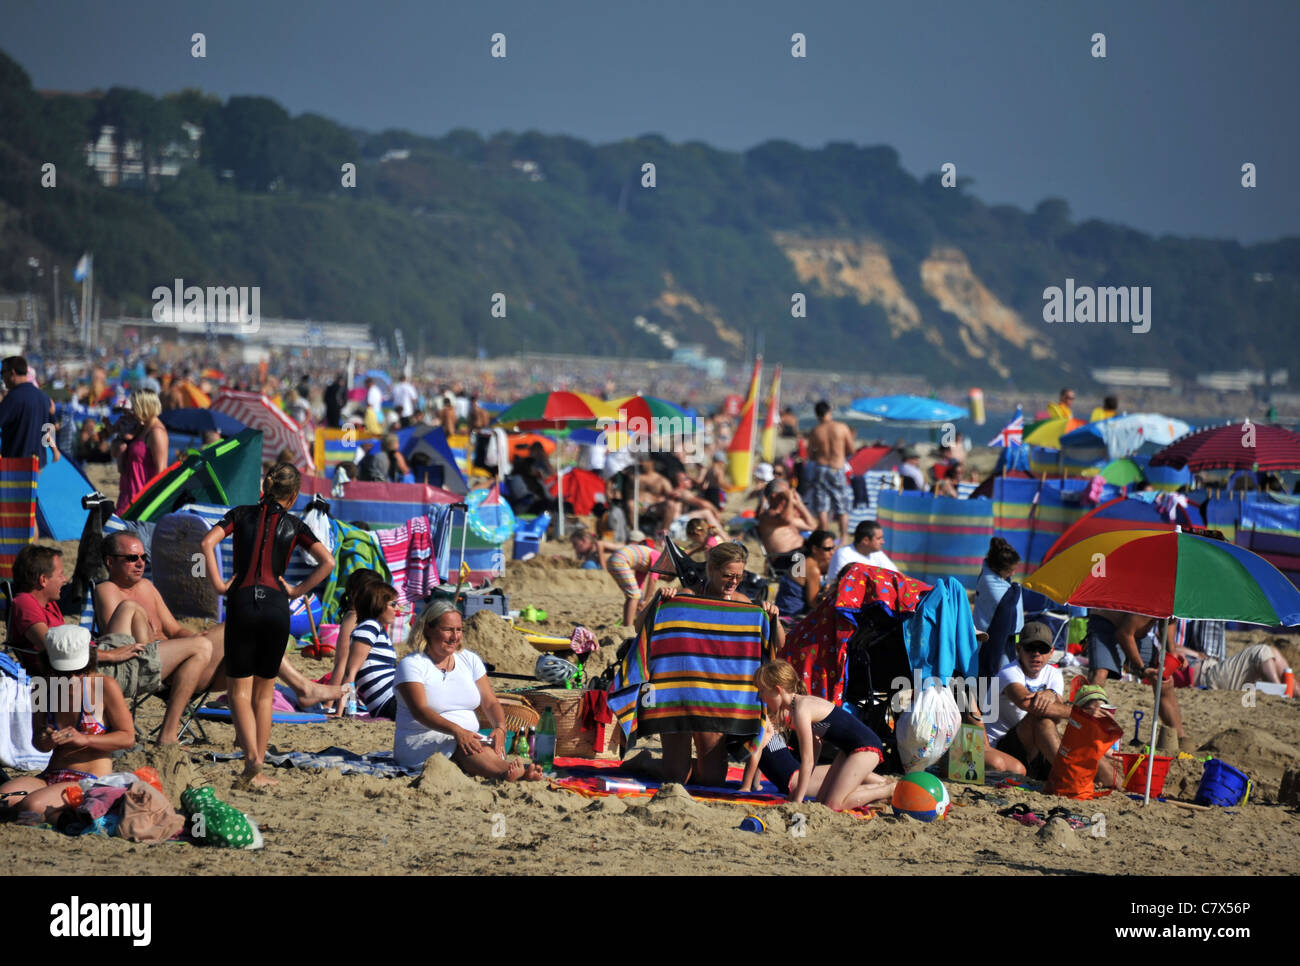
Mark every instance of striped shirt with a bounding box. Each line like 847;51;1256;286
354;619;397;714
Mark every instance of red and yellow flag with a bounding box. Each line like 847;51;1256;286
726;357;762;489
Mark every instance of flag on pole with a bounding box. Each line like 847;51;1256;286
760;364;781;464
988;406;1024;447
727;357;762;489
74;253;91;282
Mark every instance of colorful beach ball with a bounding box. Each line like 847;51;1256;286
891;772;950;822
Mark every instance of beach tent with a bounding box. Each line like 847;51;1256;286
36;452;99;541
398;425;468;494
160;407;246;438
212;389;314;472
544;467;605;517
122;429;264;522
849;445;893;477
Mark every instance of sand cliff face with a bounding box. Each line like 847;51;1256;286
773;233;923;338
653;273;745;352
773;234;1054;376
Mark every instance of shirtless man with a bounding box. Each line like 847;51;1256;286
636;456;681;529
756;479;817;562
95;533;341;735
805;400;856;542
91;533;213;745
1086;608;1189;751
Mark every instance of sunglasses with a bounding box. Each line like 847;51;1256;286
818;544;836;552
109;553;149;564
1019;641;1052;655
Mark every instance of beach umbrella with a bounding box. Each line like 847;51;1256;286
609;394;689;424
1024;527;1300;803
1099;457;1145;487
849;395;969;425
494;391;619;431
1060;414;1192;463
1041;497;1206;564
211;389;315;472
1021;416;1087;449
1148;422;1300;473
160;407;247;438
1025;528;1300;625
494;391;621;537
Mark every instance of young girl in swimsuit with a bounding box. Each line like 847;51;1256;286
200;462;335;786
0;626;133;820
753;659;896;810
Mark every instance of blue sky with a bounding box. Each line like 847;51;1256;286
8;0;1297;242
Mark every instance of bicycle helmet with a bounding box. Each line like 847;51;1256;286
535;653;578;685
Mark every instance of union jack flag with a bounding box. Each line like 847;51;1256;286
988;407;1024;447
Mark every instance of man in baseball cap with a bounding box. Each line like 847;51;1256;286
982;621;1072;779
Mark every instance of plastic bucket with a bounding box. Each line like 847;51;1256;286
1194;759;1251;807
1119;753;1174;796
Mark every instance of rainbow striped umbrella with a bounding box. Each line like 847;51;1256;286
493;391;620;431
1024;528;1300;625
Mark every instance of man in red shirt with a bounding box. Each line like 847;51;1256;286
9;544;68;673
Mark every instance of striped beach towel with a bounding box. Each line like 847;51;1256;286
608;595;772;744
0;457;38;580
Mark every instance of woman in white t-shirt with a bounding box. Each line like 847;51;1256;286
393;601;544;781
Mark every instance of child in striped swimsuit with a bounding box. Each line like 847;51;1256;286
605;538;662;627
341;581;400;719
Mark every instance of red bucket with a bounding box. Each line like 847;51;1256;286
1119;753;1174;796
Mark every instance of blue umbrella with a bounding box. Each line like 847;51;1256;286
849;395;969;425
160;408;247;437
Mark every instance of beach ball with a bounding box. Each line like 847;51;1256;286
891;772;950;822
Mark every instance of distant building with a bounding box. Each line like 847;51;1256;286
84;122;202;187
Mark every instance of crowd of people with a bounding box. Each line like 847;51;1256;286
2;350;1296;834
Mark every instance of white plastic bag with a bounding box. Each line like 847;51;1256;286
894;684;960;773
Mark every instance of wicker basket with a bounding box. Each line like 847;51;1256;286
478;696;540;733
522;688;621;760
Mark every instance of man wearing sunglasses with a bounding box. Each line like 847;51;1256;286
94;533;342;742
93;533;215;745
982;622;1070;780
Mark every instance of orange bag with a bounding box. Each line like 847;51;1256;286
1046;707;1123;799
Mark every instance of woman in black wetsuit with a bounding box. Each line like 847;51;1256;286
199;462;334;786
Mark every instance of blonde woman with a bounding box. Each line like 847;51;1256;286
113;389;168;514
393;600;543;781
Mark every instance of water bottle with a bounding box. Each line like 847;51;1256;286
515;727;531;761
535;709;557;774
344;684;358;718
